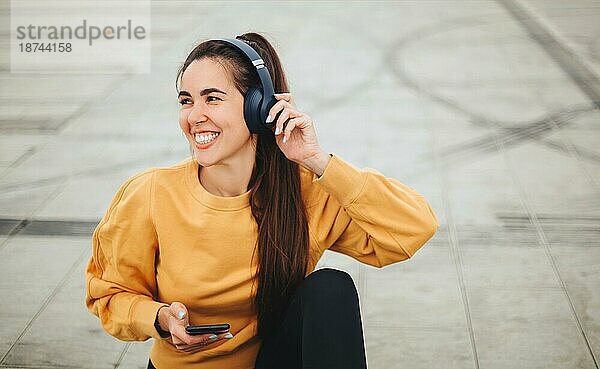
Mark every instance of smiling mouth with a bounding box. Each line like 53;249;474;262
194;132;220;145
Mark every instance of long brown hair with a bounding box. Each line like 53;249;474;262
175;32;310;339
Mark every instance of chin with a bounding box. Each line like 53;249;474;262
192;151;220;168
192;153;211;167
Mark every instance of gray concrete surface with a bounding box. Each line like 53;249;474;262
1;1;599;368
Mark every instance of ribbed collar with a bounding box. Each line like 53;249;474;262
184;157;251;211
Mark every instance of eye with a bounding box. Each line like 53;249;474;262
207;96;221;102
179;98;191;105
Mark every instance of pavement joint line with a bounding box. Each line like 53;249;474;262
0;148;181;193
8;147;37;169
537;136;600;165
0;247;90;366
460;14;600;174
0;176;68;253
113;342;132;369
546;115;600;195
385;15;486;364
365;323;467;330
0;73;132;135
0;218;99;237
385;12;600;367
0;237;8;251
6;219;28;237
495;0;600;197
498;0;600;111
428;107;480;369
387;14;600;169
497;213;600;223
0;365;86;369
387;12;515;128
0;121;63;134
492;130;600;369
490;10;600;365
458;285;565;290
435;104;599;165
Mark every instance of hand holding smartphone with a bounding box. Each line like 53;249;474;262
185;323;230;336
160;303;233;352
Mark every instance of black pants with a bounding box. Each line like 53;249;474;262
148;268;367;369
254;267;367;369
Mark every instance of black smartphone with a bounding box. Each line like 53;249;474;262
185;323;230;336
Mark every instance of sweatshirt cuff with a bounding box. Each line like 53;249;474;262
312;153;367;207
131;298;170;340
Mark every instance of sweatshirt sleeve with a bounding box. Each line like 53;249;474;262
85;169;170;341
307;153;440;268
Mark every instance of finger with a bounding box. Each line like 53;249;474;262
268;99;293;126
172;335;189;347
181;338;220;351
169;302;188;323
176;331;232;351
190;331;232;345
181;341;216;354
275;107;302;136
274;93;295;107
281;117;305;144
174;334;211;347
274;107;295;135
180;340;212;352
172;335;186;348
174;335;213;350
176;342;197;350
187;333;219;346
268;99;286;125
178;333;226;351
274;92;292;100
172;325;198;346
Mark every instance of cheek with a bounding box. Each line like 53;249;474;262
230;123;250;140
178;110;190;131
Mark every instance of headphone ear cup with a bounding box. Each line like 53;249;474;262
244;87;263;134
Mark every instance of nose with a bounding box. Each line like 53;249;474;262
187;103;207;127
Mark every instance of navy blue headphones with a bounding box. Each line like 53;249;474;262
210;37;283;135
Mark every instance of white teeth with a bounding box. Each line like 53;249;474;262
194;132;220;144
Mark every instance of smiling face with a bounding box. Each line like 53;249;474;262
178;57;257;168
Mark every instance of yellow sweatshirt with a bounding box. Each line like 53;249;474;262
85;153;439;369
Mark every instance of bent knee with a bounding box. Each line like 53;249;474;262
303;268;358;296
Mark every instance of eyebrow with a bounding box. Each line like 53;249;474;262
178;88;227;98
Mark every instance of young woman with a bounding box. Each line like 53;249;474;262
85;32;440;369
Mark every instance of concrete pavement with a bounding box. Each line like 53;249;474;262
1;1;599;368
